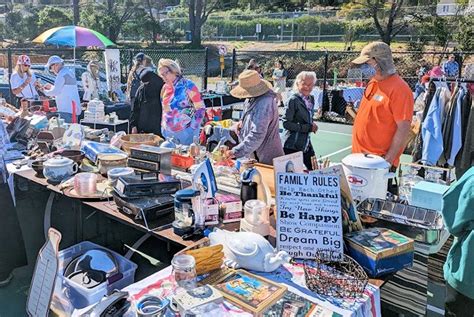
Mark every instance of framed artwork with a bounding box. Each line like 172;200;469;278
213;270;287;314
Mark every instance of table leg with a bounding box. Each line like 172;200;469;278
43;191;55;240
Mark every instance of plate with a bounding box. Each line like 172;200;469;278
63;181;113;200
63;123;84;149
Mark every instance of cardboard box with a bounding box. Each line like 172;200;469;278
344;228;414;277
411;181;449;211
204;199;219;226
216;193;242;223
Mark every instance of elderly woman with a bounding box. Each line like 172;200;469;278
10;55;40;107
282;71;318;170
42;55;81;123
224;70;284;165
158;58;205;145
81;60;101;102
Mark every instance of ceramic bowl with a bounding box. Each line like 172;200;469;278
31;160;45;177
59;150;85;164
120;134;162;154
97;153;128;175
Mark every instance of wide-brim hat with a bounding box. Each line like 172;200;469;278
230;70;272;99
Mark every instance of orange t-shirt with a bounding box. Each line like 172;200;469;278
352;74;414;166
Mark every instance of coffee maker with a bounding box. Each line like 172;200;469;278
240;159;271;207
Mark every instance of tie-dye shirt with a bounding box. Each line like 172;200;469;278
161;76;205;134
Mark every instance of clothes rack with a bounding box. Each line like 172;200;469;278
430;78;474;83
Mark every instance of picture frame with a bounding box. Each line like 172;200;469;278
212;269;287;314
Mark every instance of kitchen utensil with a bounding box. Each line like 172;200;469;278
43;156;78;183
341;153;395;201
107;167;135;186
74;173;98;196
120;134;162;154
31;159;46;177
97;153;128;175
60;149;85;164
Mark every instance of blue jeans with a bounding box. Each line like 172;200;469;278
58;112;79;124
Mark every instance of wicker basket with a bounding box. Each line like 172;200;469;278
303;250;368;298
120;134;162;154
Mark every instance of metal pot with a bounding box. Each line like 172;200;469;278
341;153;395;201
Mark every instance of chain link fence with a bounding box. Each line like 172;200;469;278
2;47;473;106
0;47;208;104
119;48;208;90
231;50;474;90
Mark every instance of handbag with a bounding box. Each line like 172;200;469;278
6;117;38;144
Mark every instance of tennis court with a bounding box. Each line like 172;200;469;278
311;122;353;163
305;121;412;166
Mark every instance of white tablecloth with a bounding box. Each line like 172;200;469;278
74;263;381;317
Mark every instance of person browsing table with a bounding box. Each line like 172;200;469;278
10;55;40;108
42;56;81;123
351;42;414;167
224;70;284;165
158;58;205;145
282;71;318;170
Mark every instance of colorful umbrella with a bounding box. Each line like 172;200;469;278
33;25;115;48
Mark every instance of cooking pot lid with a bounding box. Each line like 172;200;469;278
342;153;389;170
44;156;74;167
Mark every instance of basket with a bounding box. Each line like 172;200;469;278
303;250;368;298
120;134;162;154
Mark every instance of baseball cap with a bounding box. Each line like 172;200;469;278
17;55;31;66
45;55;64;69
351;42;396;74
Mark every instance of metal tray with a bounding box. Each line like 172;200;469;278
358;198;445;245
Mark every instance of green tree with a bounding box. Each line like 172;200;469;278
188;0;222;47
5;10;39;41
80;1;139;43
453;16;474;52
37;7;73;33
344;0;414;45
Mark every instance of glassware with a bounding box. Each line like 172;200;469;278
425;169;446;184
74;172;98;196
399;165;423;202
171;254;196;290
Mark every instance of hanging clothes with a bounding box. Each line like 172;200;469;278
447;88;466;166
412;82;436;162
455;91;474;178
440;86;461;165
421;87;451;165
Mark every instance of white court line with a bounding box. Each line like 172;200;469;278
320;145;352;159
318;130;353;136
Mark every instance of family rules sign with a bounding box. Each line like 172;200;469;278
276;173;343;259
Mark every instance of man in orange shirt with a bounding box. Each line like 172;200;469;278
351;42;414;167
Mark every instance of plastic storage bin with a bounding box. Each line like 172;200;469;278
52;241;137;310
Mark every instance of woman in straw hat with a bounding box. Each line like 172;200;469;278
224;70;284;165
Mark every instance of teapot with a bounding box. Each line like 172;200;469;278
209;229;291;272
43;156;78;183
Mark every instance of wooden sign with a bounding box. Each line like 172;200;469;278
276;173;343;259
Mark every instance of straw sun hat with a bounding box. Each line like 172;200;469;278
230;70;273;99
